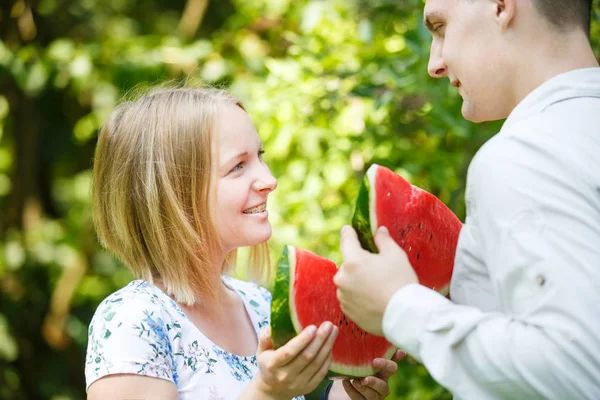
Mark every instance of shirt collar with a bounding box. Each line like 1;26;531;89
504;67;600;128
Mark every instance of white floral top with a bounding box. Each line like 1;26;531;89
85;276;304;400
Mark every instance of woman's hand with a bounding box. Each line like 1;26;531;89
245;322;339;400
330;350;405;400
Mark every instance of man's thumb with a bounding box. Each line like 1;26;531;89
340;225;362;260
374;225;396;253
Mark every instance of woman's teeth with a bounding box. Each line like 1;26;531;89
243;203;266;214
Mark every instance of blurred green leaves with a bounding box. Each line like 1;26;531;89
0;0;598;398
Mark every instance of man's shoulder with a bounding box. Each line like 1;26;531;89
506;88;600;142
467;107;599;206
475;96;599;166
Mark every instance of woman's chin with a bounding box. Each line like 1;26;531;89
245;226;272;247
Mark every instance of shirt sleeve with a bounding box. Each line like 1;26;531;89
382;133;600;400
85;294;177;391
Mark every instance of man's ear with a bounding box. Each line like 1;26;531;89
495;0;516;31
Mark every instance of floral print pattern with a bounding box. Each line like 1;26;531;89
133;311;178;384
85;276;303;400
212;345;256;381
174;340;217;374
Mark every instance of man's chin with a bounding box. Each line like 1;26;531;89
461;101;479;122
461;102;503;123
462;113;486;123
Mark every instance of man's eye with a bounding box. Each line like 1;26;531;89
433;24;444;33
258;149;265;160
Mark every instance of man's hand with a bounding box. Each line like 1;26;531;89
333;225;418;336
328;350;406;399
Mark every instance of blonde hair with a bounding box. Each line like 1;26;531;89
92;85;271;305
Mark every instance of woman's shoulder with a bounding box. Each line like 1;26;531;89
96;279;160;307
86;280;183;389
90;280;181;328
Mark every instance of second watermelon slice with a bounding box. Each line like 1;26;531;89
352;164;462;294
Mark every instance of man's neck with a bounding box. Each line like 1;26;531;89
510;30;599;113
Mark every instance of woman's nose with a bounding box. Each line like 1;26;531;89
254;164;278;193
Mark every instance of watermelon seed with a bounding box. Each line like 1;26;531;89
418;222;422;229
429;233;433;242
417;252;420;260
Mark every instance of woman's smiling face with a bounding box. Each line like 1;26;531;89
214;104;278;253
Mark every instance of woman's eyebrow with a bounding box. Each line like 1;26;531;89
222;151;248;168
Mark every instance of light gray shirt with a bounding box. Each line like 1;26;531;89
382;67;600;400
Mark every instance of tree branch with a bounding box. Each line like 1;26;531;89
178;0;209;40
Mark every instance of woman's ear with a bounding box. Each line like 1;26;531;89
495;0;516;31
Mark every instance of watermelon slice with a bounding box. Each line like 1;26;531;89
270;245;396;378
352;164;462;294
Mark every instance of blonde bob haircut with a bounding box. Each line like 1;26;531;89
92;85;271;306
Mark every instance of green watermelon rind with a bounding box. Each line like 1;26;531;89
286;247;304;335
352;165;379;254
271;245;297;349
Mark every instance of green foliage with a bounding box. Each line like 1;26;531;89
0;0;598;398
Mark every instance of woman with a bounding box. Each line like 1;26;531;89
85;86;398;399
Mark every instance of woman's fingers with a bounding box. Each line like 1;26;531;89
307;350;333;389
290;322;337;376
303;324;338;381
256;327;273;354
269;325;317;368
359;376;391;397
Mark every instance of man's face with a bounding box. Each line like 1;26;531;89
424;0;514;122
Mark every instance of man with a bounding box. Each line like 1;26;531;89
334;0;600;399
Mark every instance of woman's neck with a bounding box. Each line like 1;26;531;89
154;249;234;309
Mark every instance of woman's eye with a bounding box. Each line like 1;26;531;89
433;24;444;33
231;162;244;173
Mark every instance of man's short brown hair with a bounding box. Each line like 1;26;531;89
534;0;593;36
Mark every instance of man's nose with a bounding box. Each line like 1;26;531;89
427;44;447;78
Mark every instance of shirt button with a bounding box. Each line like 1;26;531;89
536;275;546;287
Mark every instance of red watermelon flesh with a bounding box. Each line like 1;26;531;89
270;245;396;378
353;164;462;294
